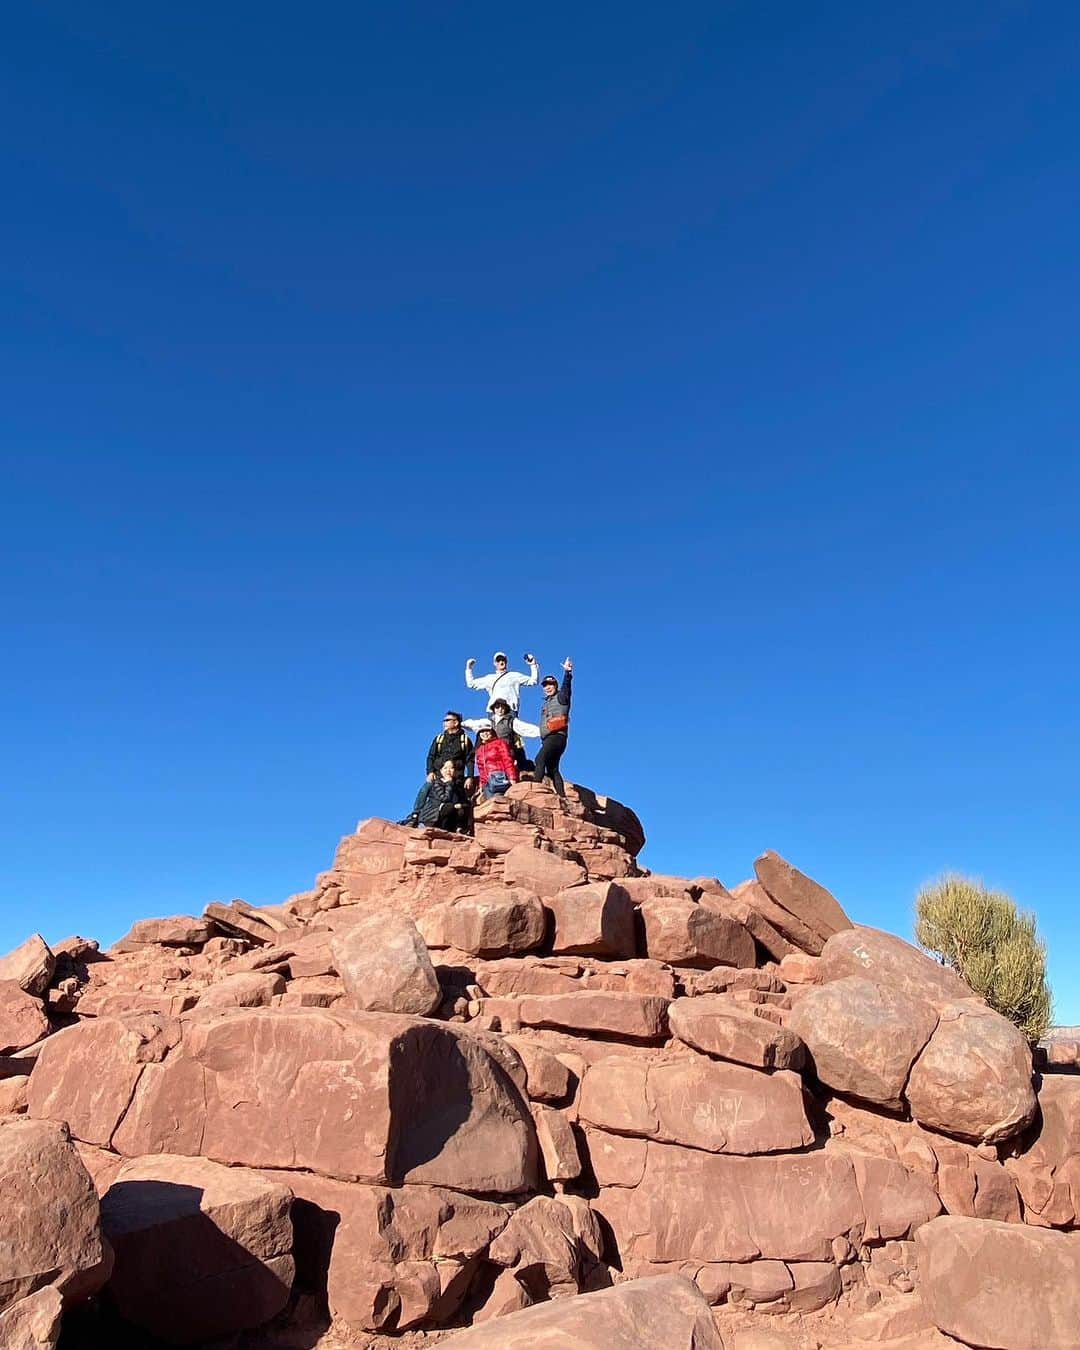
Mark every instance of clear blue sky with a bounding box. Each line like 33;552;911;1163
3;3;1077;1019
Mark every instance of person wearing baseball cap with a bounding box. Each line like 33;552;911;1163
464;649;539;717
534;657;573;801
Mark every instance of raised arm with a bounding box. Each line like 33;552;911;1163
523;653;539;687
560;657;573;707
464;657;478;690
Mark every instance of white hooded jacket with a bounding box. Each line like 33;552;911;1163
464;658;539;714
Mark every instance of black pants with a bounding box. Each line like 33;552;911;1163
534;731;568;797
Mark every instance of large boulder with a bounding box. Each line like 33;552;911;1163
331;911;441;1015
438;1273;723;1348
0;982;50;1056
0;1117;108;1313
0;937;55;998
1004;1075;1080;1227
502;845;586;896
668;996;806;1070
730;879;825;955
547;882;637;959
196;971;286;1009
31;1009;539;1194
598;1140;865;1265
753;851;852;949
786;976;938;1109
112;916;212;950
437;890;547;958
819;926;971;1008
579;1056;813;1154
906;1002;1036;1144
100;1154;294;1344
916;1215;1080;1350
638;896;756;969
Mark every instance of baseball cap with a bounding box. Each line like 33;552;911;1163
493;651;508;662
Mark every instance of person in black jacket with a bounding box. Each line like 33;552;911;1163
412;759;471;831
534;658;572;800
399;711;474;826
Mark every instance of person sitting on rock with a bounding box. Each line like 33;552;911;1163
464;650;539;717
534;658;573;801
410;758;471;832
399;711;474;826
474;722;519;798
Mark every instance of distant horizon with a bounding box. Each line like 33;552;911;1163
3;2;1077;1020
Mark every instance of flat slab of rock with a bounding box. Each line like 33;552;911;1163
112;916;212;950
580;1055;813;1154
820;926;971;1008
0;1117;108;1313
547;881;637;959
786;976;938;1109
197;971;286;1009
332;911;441;1014
438;1273;723;1348
0;936;55;998
754;851;853;947
0;982;50;1056
916;1215;1080;1350
730;879;825;955
517;991;669;1041
668;995;806;1070
906;1002;1036;1143
101;1154;294;1344
638;896;756;969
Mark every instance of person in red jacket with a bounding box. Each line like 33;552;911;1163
474;723;519;798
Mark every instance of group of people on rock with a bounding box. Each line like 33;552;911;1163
400;651;573;833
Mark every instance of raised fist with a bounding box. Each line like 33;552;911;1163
466;657;476;667
524;652;535;664
562;657;573;672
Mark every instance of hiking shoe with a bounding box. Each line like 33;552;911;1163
398;813;419;827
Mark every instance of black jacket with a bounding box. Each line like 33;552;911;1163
426;729;475;776
416;775;470;826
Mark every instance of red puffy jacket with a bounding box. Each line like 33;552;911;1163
475;735;518;787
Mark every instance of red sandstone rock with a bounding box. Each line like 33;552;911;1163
439;1272;722;1347
101;1153;294;1344
98;1009;539;1194
0;982;50;1056
502;1035;573;1101
668;995;806;1070
318;1178;509;1332
112;916;212;950
906;1002;1036;1144
786;976;938;1109
0;1074;29;1114
579;1054;812;1154
547;881;637;959
638;896;756;969
916;1215;1080;1350
1004;1075;1080;1227
753;851;853;947
331;911;441;1015
820;926;971;1008
502;843;587;896
600;1141;865;1265
488;1194;603;1300
0;937;55;998
0;1287;63;1349
27;1012;179;1148
197;970;286;1008
0;1117;108;1313
439;890;547;957
530;1104;583;1182
778;952;822;984
516;991;669;1040
730;879;827;955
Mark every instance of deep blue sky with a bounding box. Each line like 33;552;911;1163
3;3;1077;1019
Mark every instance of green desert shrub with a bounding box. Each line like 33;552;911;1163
914;873;1052;1043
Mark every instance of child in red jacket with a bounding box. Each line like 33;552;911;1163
474;724;518;797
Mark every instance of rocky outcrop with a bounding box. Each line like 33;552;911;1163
2;781;1065;1348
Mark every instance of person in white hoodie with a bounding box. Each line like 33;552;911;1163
463;651;540;738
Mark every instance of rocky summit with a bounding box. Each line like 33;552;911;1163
1;779;1077;1349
